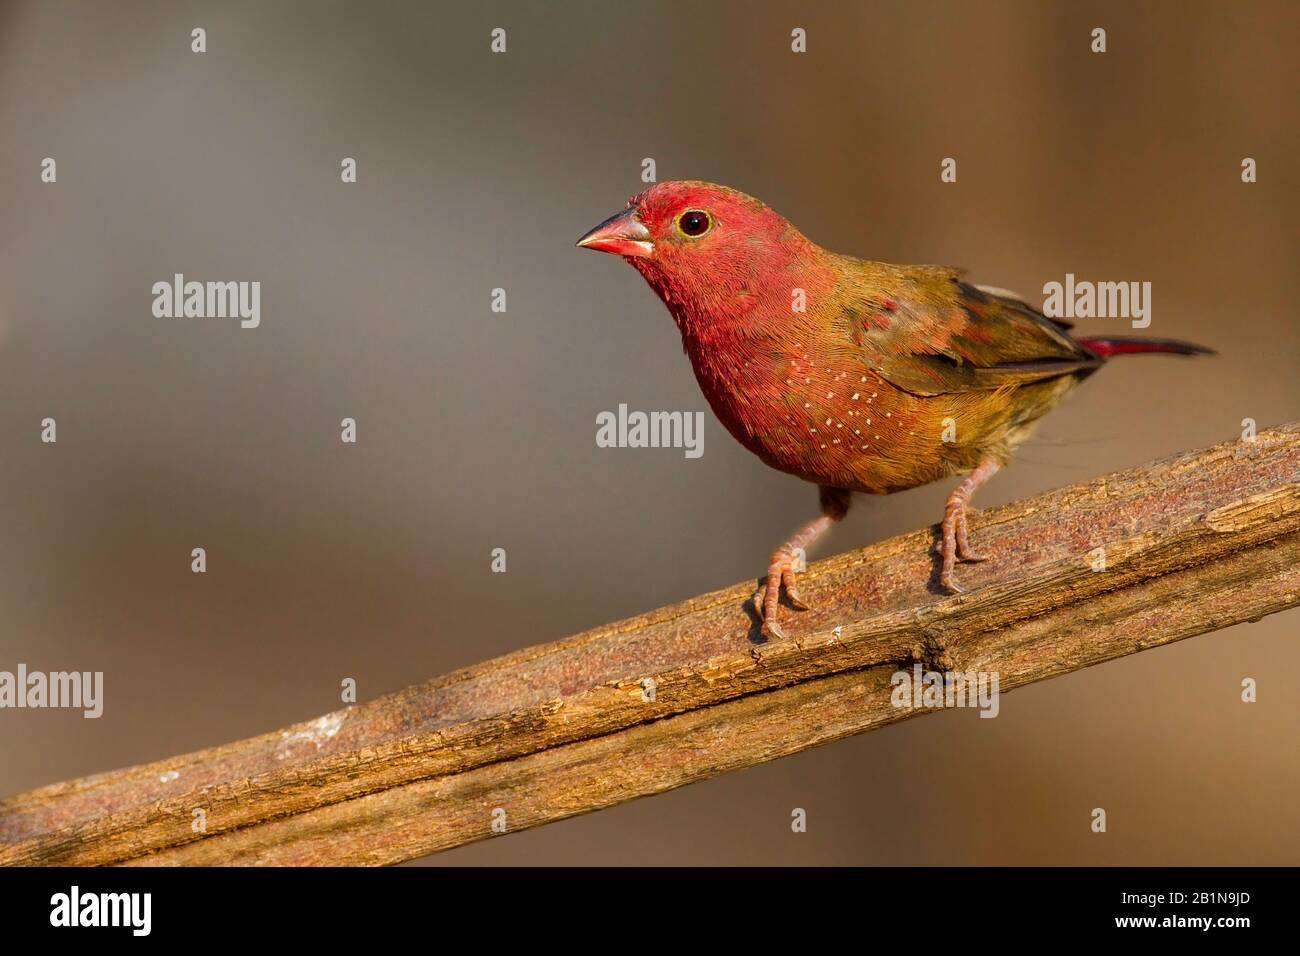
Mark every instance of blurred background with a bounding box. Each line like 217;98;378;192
0;0;1296;864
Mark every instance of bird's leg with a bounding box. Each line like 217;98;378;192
939;457;1001;594
753;486;851;641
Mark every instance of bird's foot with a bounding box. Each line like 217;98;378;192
939;458;1001;594
752;545;810;641
955;507;988;563
939;499;986;593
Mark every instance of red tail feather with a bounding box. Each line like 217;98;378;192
1077;336;1215;359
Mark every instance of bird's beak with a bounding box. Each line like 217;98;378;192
576;208;653;258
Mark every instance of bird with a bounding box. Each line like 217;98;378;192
576;181;1213;640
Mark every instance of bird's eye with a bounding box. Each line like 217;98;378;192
676;209;712;238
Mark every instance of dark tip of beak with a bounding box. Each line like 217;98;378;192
576;208;654;258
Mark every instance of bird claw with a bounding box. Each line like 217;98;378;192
940;500;985;594
753;549;811;639
782;568;810;610
954;510;986;562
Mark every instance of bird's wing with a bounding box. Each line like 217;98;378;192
843;267;1098;397
970;283;1074;329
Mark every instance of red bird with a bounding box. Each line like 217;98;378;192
577;181;1212;639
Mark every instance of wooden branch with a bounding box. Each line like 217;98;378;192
3;424;1298;866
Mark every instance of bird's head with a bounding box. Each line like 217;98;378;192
577;181;816;332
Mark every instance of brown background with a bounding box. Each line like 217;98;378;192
0;0;1296;865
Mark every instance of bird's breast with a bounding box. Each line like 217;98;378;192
684;337;955;494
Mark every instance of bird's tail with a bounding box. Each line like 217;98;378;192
1076;336;1215;359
